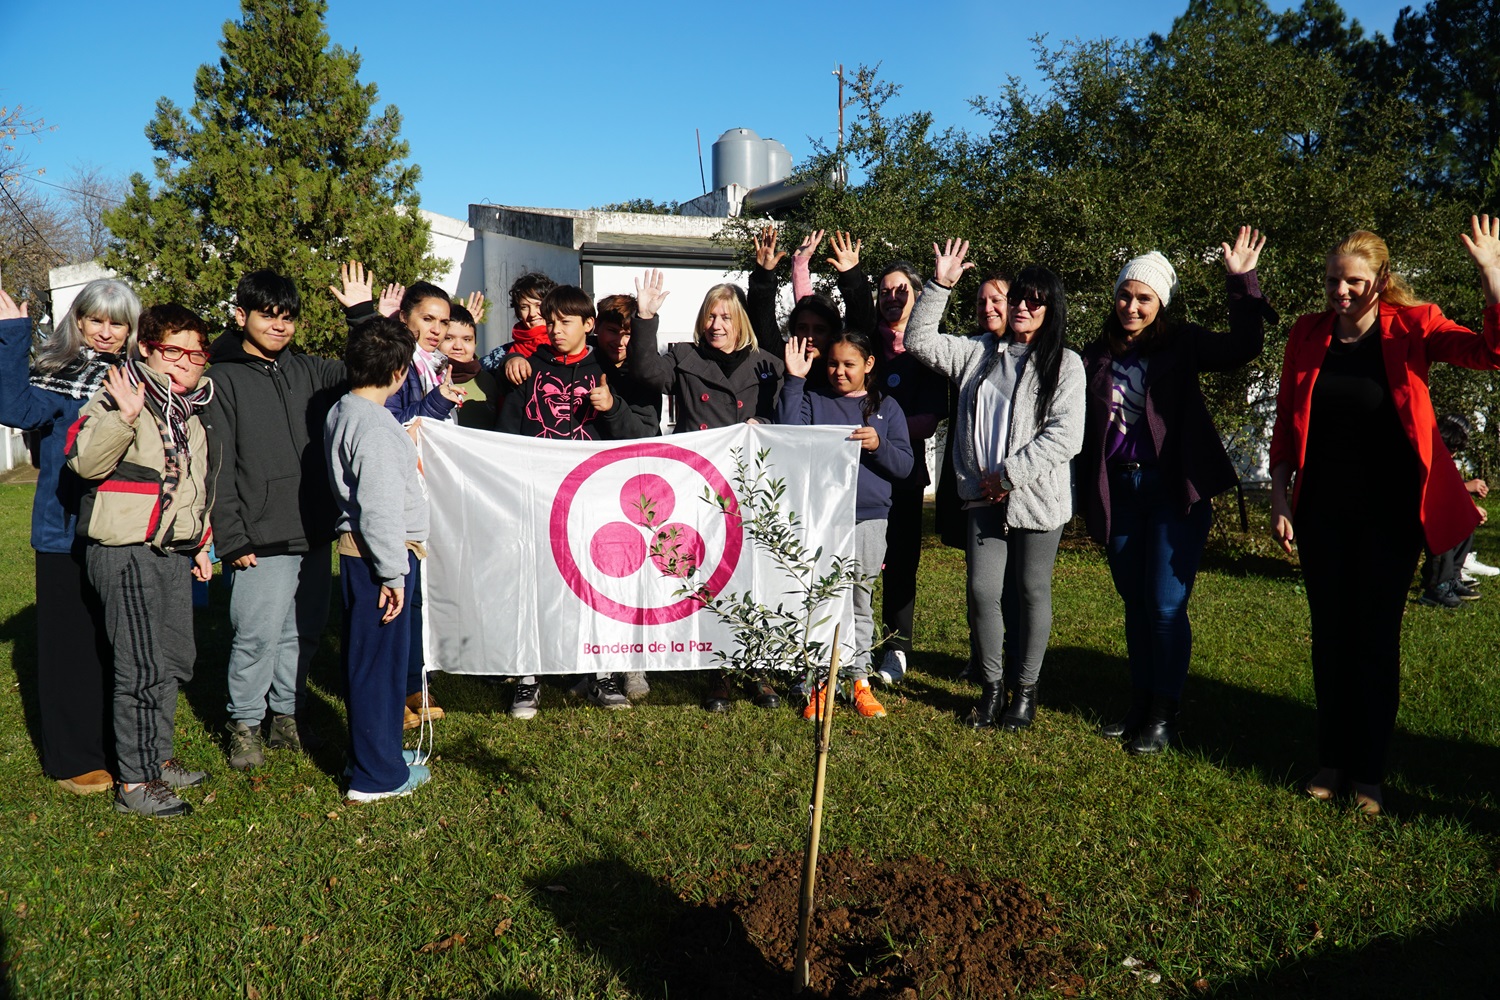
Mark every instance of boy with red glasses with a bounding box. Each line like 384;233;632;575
67;304;218;818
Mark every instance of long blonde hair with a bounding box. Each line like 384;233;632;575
693;284;755;352
1328;230;1424;308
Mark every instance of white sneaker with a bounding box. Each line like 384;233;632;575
874;649;907;686
1464;552;1499;576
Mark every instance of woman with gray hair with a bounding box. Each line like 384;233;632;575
0;278;141;794
1078;228;1272;755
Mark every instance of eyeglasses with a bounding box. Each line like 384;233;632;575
1008;293;1047;309
151;344;211;366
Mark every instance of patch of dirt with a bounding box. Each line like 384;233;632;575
665;848;1072;998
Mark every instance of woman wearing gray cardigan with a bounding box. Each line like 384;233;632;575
905;240;1085;730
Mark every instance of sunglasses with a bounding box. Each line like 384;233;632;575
151;344;211;366
1008;292;1047;309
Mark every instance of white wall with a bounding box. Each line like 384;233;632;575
587;264;749;346
477;231;582;356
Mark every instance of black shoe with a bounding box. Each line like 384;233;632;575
1452;580;1482;601
999;684;1037;731
1125;696;1179;755
1418;583;1463;608
1099;690;1152;740
966;683;1004;729
748;680;781;710
703;675;733;713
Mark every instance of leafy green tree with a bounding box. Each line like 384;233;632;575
596;198;681;215
103;0;437;355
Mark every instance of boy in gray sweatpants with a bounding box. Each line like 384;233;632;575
67;304;218;818
207;271;346;769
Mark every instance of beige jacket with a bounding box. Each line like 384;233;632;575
66;365;216;552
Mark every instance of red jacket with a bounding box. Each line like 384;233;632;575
1269;300;1500;554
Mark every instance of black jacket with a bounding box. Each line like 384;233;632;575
205;330;347;562
497;345;657;440
625;315;782;432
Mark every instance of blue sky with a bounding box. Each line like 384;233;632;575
8;0;1412;222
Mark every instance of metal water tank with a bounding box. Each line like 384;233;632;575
764;139;792;185
712;128;767;191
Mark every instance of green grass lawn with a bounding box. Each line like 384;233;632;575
1;480;1498;998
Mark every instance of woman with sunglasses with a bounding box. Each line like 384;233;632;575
0;278;140;796
1080;229;1272;755
904;240;1085;730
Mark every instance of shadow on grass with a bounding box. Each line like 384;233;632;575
530;855;786;1000
0;925;10;1000
1211;903;1500;998
0;601;43;768
1042;645;1500;830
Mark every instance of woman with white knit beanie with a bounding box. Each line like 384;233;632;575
1077;228;1275;754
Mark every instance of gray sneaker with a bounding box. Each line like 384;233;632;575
266;714;303;752
226;720;265;770
158;759;208;788
619;671;650;700
115;779;192;818
875;650;907;686
587;675;632;710
510;680;542;720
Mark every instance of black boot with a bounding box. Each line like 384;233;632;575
1125;696;1179;755
1099;689;1151;740
966;683;1004;729
999;684;1037;732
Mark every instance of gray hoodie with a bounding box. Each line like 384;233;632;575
324;394;428;586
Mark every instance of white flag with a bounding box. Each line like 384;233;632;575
419;422;860;675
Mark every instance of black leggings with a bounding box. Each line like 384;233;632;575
1295;493;1422;784
34;548;114;778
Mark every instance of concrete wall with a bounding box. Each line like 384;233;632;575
476;231;582;356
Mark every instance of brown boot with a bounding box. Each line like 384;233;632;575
56;770;114;795
405;692;445;723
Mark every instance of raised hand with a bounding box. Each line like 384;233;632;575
932;239;975;288
1222;226;1267;274
848;425;880;451
827;231;862;273
587;372;614;413
329;261;375;308
0;287;29;321
104;366;144;425
438;381;467;404
463;290;487;324
794;229;825;261
634;268;670;319
753;225;786;271
1461;213;1500;271
784;336;814;379
504;354;533;385
377;282;405;318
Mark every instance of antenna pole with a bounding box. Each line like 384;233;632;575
696;128;708;194
833;64;845;150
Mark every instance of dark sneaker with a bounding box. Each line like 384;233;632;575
619;671;650;701
226;720;265;770
510;680;542;720
115;779;192;818
1418;583;1462;609
1452;581;1482;601
875;650;907;686
586;675;631;710
748;680;781;710
158;759;208;788
266;714;304;752
703;674;733;713
345;764;431;804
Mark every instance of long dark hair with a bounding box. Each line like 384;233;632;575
1009;264;1067;424
825;328;884;423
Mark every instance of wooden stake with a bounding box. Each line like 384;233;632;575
793;625;842;994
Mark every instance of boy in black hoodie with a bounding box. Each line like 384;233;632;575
497;285;655;719
207;271;346;770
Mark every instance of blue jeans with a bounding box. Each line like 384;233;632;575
1105;467;1212;700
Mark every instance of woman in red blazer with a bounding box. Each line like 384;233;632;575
1269;216;1500;815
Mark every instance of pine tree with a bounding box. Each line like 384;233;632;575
102;0;437;355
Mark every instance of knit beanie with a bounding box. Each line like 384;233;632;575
1114;251;1180;309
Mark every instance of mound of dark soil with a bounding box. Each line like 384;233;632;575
665;848;1070;998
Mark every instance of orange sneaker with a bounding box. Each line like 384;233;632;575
801;684;828;720
852;679;886;718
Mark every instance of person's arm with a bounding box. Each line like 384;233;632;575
591;372;654;440
0;315;67;431
342;424;414;588
385;368;457;422
1423;215;1500;368
999;351;1086;488
205;382;255;565
1270;461;1295;554
747;226;786;351
835;263;875;337
862;396;915;481
623;271;676;393
1196;227;1274;373
65;372;140;481
776;375;814;426
1266;326;1302;555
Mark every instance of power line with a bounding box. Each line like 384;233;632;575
13;171;126;206
0;179;69;264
